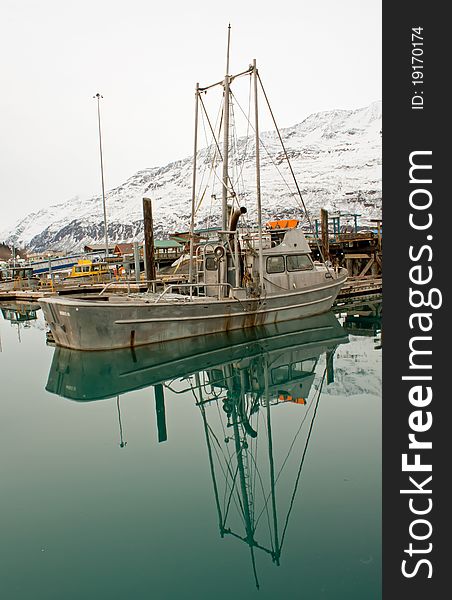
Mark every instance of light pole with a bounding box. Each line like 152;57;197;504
93;93;109;258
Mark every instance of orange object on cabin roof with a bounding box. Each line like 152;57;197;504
266;219;299;230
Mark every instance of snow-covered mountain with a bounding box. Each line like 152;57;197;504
324;334;382;398
0;101;381;252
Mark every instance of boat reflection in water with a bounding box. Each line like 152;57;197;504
336;299;382;349
0;301;41;343
0;301;39;325
46;311;348;586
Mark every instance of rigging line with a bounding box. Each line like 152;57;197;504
202;372;220;399
204;89;238;204
195;91;225;218
199;93;224;161
253;386;316;529
228;98;242;210
206;414;247;515
209;428;247;526
257;73;330;268
275;400;315;481
215;397;229;445
200;403;225;531
252;402;260;509
229;88;298;211
198;102;239;206
279;365;328;551
215;398;236;483
245;439;276;553
223;463;242;525
229;96;249;208
195;105;221;216
209;432;245;523
228;84;253;190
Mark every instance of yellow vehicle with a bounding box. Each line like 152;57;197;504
68;259;111;281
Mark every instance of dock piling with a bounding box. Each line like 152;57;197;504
143;197;156;289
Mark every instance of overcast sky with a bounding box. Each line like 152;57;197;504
0;0;381;230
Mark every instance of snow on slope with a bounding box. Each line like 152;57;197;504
0;101;381;252
324;334;382;398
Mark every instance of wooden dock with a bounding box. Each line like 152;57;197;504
334;275;382;306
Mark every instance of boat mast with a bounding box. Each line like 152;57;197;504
253;60;264;291
221;24;231;232
189;83;200;288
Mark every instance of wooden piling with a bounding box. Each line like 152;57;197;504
143;197;156;287
320;208;329;261
133;241;140;283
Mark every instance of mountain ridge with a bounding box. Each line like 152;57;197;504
1;101;381;252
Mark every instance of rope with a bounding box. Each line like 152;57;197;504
279;360;329;551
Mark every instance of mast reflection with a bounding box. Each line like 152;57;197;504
46;311;349;586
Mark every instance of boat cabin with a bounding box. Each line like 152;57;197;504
0;266;39;290
201;228;329;297
68;259;110;279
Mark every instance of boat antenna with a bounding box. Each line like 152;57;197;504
93;93;109;259
221;25;231;232
226;23;231;76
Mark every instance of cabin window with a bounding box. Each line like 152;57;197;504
82;266;90;273
205;256;218;271
266;255;285;274
292;358;317;378
286;254;313;271
271;365;290;385
75;266;82;273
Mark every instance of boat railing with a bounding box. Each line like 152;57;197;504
98;279;161;296
154;282;233;303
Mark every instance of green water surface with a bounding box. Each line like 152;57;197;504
0;306;381;599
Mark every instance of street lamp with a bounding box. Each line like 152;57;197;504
93;93;109;258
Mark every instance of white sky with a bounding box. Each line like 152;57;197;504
0;0;381;230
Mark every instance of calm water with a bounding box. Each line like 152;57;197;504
0;303;381;599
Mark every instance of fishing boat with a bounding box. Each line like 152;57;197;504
66;259;111;282
0;265;40;291
39;31;347;351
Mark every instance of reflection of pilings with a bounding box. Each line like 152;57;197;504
326;350;334;384
154;384;167;443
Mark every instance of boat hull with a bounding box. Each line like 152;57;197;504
39;275;346;351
